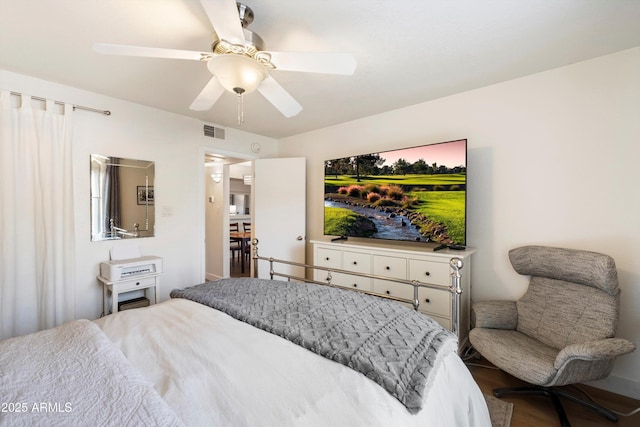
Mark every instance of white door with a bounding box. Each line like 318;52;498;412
252;158;306;279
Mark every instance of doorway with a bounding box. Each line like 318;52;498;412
203;151;252;280
201;153;307;282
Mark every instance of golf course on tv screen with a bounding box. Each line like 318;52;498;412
323;139;467;245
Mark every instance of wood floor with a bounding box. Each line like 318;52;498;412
230;255;251;278
468;359;640;427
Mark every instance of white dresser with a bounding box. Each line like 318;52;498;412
311;239;475;348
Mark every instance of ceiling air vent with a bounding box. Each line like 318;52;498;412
203;125;225;140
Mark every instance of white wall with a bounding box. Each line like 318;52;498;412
278;47;640;398
0;69;277;320
204;162;225;281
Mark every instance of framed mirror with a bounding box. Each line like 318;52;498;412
90;155;155;241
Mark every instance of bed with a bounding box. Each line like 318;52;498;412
1;250;490;427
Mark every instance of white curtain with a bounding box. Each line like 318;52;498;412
0;91;76;340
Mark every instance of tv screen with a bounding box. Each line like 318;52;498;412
323;139;467;246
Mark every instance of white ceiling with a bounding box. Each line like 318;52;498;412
2;0;640;139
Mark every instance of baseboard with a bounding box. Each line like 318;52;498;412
588;375;640;400
205;272;222;281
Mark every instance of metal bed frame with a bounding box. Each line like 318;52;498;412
250;239;466;350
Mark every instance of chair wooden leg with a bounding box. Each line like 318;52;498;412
230;247;241;264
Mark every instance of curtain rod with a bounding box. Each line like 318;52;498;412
9;91;111;116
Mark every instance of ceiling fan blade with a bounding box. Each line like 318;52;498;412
93;43;208;61
257;76;303;118
266;51;357;75
200;0;245;45
190;77;226;111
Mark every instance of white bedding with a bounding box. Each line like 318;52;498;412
0;319;183;427
95;299;491;427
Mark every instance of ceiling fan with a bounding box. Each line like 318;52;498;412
93;0;357;122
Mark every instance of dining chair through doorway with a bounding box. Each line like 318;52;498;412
230;222;241;264
242;222;251;260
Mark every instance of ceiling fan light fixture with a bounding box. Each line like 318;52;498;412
207;54;267;95
94;0;355;120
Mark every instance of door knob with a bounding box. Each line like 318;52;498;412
296;236;303;241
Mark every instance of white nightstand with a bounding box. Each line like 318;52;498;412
98;273;160;316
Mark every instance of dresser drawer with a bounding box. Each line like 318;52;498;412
334;249;371;290
374;281;451;319
417;287;451;318
342;251;371;274
115;276;157;293
372;280;414;300
373;255;406;279
316;247;342;269
333;272;372;291
373;255;407;297
408;259;450;286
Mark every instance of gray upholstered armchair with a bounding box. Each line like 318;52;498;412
469;245;635;427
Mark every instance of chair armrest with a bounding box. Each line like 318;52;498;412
555;338;636;369
472;300;517;329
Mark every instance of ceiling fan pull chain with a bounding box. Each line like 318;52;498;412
235;88;245;125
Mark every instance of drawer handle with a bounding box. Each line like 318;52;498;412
385;266;390;270
425;298;431;303
353;284;358;288
386;290;391;295
352;261;357;265
325;257;330;261
425;271;431;277
136;282;141;286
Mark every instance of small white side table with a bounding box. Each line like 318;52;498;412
98;273;160;316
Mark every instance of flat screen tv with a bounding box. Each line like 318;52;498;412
323;139;467;246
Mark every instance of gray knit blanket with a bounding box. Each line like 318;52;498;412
170;278;457;413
